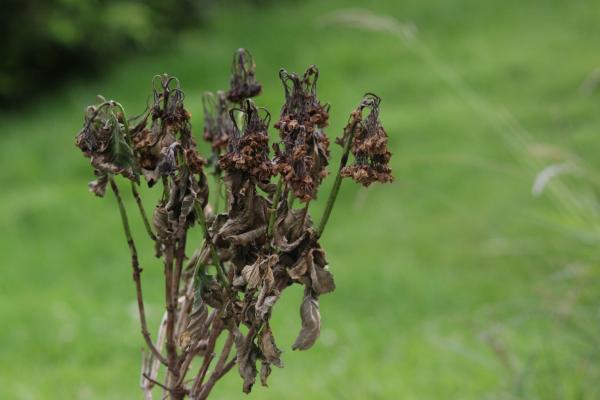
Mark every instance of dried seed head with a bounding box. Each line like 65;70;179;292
202;91;233;152
339;93;393;187
273;66;330;201
218;100;273;182
227;48;262;103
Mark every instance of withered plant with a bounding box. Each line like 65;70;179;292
75;48;393;399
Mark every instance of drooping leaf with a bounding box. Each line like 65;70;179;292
292;289;321;351
259;325;283;368
110;120;134;169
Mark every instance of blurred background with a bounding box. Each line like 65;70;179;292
2;0;600;398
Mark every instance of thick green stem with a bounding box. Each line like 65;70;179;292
317;128;355;237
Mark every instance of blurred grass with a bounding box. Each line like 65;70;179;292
2;0;600;398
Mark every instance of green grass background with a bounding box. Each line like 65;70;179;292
2;0;600;398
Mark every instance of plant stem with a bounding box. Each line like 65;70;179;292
267;177;283;237
131;182;156;241
164;243;179;387
194;202;228;285
317;125;356;237
108;176;168;366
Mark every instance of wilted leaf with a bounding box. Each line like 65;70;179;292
88;173;108;197
292;290;321;351
110;121;134;169
259;325;282;367
260;362;272;387
233;327;258;394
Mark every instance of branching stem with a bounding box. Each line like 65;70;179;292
108;176;168;366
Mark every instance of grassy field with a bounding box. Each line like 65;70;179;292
2;0;600;398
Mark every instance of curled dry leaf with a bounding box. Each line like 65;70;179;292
259;325;283;368
88;173;108;197
180;283;209;350
288;244;335;296
260;362;272;387
292;289;321;351
238;254;277;290
233;327;258;394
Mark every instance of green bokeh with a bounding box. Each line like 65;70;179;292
2;0;600;398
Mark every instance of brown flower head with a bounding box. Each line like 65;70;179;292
338;93;393;187
227;48;262;103
218;100;273;183
130;75;205;186
202;90;233;153
75;97;136;194
273;66;330;201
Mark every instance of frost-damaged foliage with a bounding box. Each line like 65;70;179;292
74;49;393;400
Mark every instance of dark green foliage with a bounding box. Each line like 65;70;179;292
0;0;206;105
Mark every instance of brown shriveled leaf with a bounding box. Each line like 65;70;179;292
255;292;279;321
239;255;277;290
273;206;312;252
228;226;266;246
258;325;283;368
292;289;321;351
179;289;208;350
260;362;272;387
88;173;108;197
233;327;258;394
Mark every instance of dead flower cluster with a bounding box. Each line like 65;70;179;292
74;49;393;400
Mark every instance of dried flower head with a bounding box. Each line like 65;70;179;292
273;66;330;201
219;100;273;183
202;91;233;153
338;93;393;187
130;75;206;186
75;97;136;195
227;48;262;103
74;52;392;400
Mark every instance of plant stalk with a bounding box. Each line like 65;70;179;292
267;177;283;237
317;126;356;237
194;202;228;285
108;176;168;366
